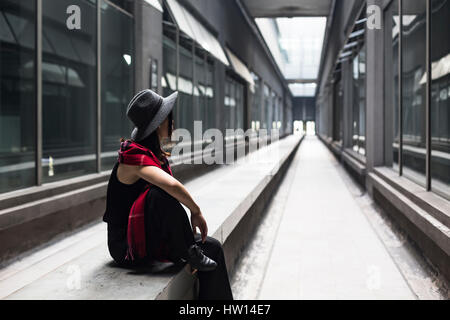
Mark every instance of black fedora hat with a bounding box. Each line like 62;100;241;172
126;89;178;141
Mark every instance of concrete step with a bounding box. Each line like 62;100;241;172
0;134;303;300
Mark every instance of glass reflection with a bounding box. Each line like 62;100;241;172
401;0;427;186
334;74;343;144
431;0;450;199
250;72;261;132
352;44;366;156
0;0;36;193
224;77;244;132
42;0;97;182
178;35;194;137
100;0;134;170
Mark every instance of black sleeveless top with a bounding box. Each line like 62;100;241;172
102;159;170;226
103;161;149;226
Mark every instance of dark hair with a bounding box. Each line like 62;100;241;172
120;111;173;162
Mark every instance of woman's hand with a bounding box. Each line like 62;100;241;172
190;209;208;243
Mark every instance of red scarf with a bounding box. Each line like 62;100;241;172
117;139;173;262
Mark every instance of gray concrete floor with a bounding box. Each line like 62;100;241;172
231;135;447;300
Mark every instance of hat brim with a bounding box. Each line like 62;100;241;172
131;91;178;141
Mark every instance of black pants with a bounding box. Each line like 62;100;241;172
107;186;233;300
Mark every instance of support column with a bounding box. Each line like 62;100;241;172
365;0;385;190
327;86;334;139
342;59;353;149
134;0;163;92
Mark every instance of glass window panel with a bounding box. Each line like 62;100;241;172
385;0;400;172
431;0;450;199
236;80;244;130
100;0;134;170
206;59;215;130
250;72;261;131
42;0;97;182
162;33;177;97
263;84;270;130
352;44;366;156
150;58;158;92
178;42;194;137
0;0;35;194
106;0;133;14
223;77;244;132
4;9;35;49
278;97;283;131
334;76;343;144
271;91;277;130
194;49;205;125
401;0;427;187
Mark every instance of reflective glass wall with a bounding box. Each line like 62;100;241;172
384;0;400;172
352;44;366;155
263;84;270;130
178;35;194;135
162;20;216;140
271;91;278;130
385;0;449;200
42;0;97;182
162;23;177;99
333;74;343;144
224;76;244;131
401;0;427;186
194;46;215;131
0;0;36;193
100;0;134;170
430;0;450;198
0;0;135;194
250;72;261;132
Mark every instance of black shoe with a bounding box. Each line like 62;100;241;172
186;244;217;272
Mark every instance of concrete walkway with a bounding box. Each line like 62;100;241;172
232;135;416;300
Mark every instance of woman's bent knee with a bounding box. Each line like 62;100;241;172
196;235;224;256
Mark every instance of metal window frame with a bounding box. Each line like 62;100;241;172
35;0;43;186
96;0;102;173
398;0;403;176
425;0;431;191
32;0;136;185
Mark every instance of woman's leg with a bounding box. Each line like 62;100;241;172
145;186;195;263
195;234;234;300
145;187;233;299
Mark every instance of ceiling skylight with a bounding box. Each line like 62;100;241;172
289;83;317;97
255;17;327;96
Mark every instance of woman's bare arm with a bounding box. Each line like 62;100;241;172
134;165;197;211
133;165;208;242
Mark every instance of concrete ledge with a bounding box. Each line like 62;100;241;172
341;149;366;187
330;141;342;156
0;134;303;299
317;134;366;187
373;167;450;228
342;149;366;176
0;136;277;263
368;171;450;281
